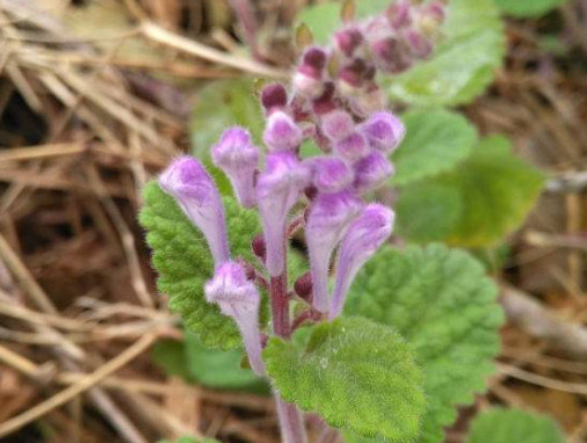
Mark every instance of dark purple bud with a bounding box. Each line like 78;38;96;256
159;156;229;266
309;156;353;194
261;83;289;114
359;111;405;153
404;29;434;59
333;27;364;58
337;59;370;94
353;150;394;193
294;271;313;301
370;36;413;74
334;132;370;162
263;111;303;152
252;234;266;261
312;82;338;116
321;110;355;142
293;47;328;98
387;0;413;30
212;127;259;208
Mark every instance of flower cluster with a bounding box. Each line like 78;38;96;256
158;0;445;378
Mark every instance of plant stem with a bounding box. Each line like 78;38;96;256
269;246;308;443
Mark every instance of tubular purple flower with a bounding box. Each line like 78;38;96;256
159;156;229;266
205;262;265;375
309;157;354;194
264;111;303;152
334;131;371;162
257;152;311;277
353;150;394;193
212;127;259;208
359;111;405;153
306;191;362;313
330;204;394;319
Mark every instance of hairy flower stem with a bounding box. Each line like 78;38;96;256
270;244;308;443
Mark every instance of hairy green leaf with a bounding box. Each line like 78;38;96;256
264;317;426;442
396;136;545;247
158;437;220;443
345;244;504;443
191;78;263;159
467;409;566;443
392;109;478;186
493;0;570;17
139;182;261;350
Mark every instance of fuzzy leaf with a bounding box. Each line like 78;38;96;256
264;317;426;442
345;244;504;443
467;409;566;443
493;0;570;17
139;182;261;350
158;438;220;443
396;136;545;247
392;109;478;186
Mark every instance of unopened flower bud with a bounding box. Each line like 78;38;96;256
404;29;433;59
205;262;265;375
312;82;338;116
349;83;387;117
333;27;364;58
321;110;355;142
263;111;303;152
359;111;405;153
261;83;288;115
212;127;259;208
370;36;412;74
257;152;311;277
252;234;266;261
306;191;361;312
309;157;353;194
330;204;394;318
334;132;371;162
159;156;229;266
387;0;412;30
293;47;328;98
294;271;313;302
353;150;394;193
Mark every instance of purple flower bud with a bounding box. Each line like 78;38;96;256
261;83;288;115
387;0;412;30
334;132;370;162
349;84;387;118
404;29;433;59
338;59;370;94
333;27;364;58
159;156;229;266
359;111;405;153
293;47;328;98
312;82;338;116
321;110;355;142
212;127;259;208
370;36;412;73
306;191;361;312
257;152;311;277
205;262;265;375
329;204;394;319
263;111;303;152
353;150;394;193
309;157;353;194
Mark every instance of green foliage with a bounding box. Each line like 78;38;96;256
152;335;268;393
345;244;504;443
396;136;545;247
190;78;263;159
297;0;505;106
264;317;426;442
158;437;220;443
493;0;570;17
392;109;478;186
139;182;261;350
467;409;566;443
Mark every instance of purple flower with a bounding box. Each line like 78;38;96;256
293;47;328;98
257;152;311;277
359;111;405;153
334;132;371;162
321;110;355;143
205;262;265;375
333;27;364;58
329;204;394;319
159;156;229;266
370;36;413;73
353;150;394;193
212;127;259;208
261;83;289;115
306;192;361;312
309;157;353;194
264;111;303;152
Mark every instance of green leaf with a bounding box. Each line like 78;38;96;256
345;244;504;443
392;109;478;186
467;409;566;443
139;182;261;350
158;437;221;443
152;339;196;382
387;0;505;106
190;78;263;159
264;317;426;442
493;0;570;17
396;136;545;247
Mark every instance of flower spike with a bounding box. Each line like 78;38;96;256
306;191;362;313
330;204;394;319
205;262;265;375
159;156;229;266
212;127;259;208
257;152;311;277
